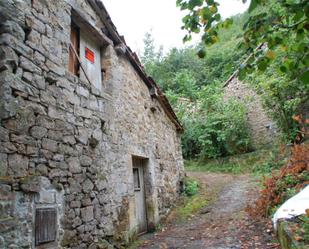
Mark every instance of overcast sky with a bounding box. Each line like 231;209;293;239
102;0;249;54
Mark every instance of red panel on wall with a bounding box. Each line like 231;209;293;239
85;47;95;63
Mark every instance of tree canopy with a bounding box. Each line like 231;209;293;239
176;0;309;85
141;1;308;159
141;16;253;159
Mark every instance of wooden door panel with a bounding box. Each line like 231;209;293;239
133;158;147;234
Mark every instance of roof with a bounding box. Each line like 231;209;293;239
223;43;265;87
87;0;183;132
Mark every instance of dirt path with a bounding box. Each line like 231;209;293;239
136;172;279;249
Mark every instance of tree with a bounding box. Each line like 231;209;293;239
141;31;159;65
140;31;164;81
141;14;247;93
176;0;309;85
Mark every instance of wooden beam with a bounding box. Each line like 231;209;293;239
71;8;113;46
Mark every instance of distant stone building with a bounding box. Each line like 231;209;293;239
0;0;184;248
224;74;280;149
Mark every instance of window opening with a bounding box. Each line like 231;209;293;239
133;168;141;190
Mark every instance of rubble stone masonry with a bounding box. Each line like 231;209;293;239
0;0;184;248
224;77;280;149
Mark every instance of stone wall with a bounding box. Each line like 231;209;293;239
224;77;280;149
0;0;184;248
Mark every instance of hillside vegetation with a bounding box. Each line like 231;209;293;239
142;14;253;160
142;5;308;161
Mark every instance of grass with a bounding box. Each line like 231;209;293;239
185;160;246;174
185;148;287;175
127;239;143;249
175;194;209;222
170;178;210;223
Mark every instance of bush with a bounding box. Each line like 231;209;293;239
179;83;252;159
251;146;286;175
183;178;199;196
249;144;309;217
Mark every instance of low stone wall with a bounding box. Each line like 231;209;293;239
277;220;308;249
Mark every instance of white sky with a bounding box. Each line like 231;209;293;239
102;0;249;54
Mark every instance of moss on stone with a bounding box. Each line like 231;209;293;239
61;230;75;247
0;176;13;184
278;220;308;249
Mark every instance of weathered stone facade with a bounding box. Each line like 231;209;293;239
0;0;184;248
224;76;280;149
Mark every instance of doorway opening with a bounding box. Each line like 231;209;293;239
132;156;148;234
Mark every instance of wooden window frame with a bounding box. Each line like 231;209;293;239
133;168;141;191
68;23;80;76
70;10;111;90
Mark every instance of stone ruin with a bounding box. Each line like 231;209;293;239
224;74;280;149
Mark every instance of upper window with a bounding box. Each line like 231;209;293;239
133;168;141;190
69;23;80;76
69;22;103;92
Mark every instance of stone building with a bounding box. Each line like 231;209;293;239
224;74;280;149
0;0;184;248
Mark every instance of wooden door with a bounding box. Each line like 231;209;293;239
133;158;147;234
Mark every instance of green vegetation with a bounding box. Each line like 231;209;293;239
177;0;308;85
174;178;209;222
175;194;208;222
299;215;309;244
185;146;286;175
142;14;253;160
178;84;252;159
183;177;199;196
185;160;248;174
142;1;308;162
176;0;309;145
247;57;308;142
142;13;247;95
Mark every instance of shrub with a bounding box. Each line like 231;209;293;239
252;146;286;175
179;83;252;159
183;178;199;196
249;144;309;217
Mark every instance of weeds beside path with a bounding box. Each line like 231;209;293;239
136;172;279;249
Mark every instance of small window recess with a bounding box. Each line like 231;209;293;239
69;12;108;92
133;168;141;191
